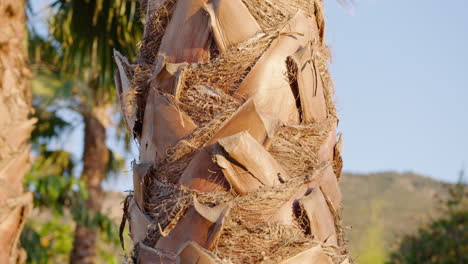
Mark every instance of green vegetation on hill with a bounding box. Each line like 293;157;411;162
387;179;467;264
341;172;448;264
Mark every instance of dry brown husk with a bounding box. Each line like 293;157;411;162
0;1;35;262
116;0;350;263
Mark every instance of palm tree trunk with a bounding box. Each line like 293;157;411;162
70;112;109;264
0;0;35;263
116;0;349;263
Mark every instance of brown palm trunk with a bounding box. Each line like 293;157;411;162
70;112;109;264
116;0;349;263
0;0;35;263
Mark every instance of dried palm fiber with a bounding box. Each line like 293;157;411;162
0;0;36;263
137;165;346;263
115;0;350;263
138;0;177;64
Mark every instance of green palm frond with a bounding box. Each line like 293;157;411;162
47;0;142;105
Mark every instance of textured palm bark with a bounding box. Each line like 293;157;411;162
70;113;109;264
0;1;35;263
116;0;349;263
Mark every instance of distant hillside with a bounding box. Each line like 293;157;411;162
340;172;448;263
101;172;448;264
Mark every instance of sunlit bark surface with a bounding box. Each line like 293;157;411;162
0;0;35;263
116;0;349;263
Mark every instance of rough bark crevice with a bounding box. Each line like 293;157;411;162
117;0;350;263
0;0;35;263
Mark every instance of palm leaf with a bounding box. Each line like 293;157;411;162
46;0;143;104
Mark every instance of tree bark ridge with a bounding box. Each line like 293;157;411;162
116;0;350;263
0;1;35;263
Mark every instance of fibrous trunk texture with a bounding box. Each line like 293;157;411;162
0;0;35;263
70;113;109;264
116;0;349;263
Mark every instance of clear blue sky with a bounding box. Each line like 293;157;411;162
31;0;468;190
325;0;468;182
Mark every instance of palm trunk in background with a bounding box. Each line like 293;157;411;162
0;0;35;263
70;113;109;264
116;0;349;263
